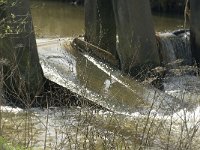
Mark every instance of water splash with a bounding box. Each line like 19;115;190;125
157;31;192;66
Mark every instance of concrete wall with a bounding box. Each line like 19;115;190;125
84;0;116;56
190;0;200;65
0;0;44;101
112;0;160;75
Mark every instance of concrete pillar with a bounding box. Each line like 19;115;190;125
84;0;116;55
0;0;44;103
190;0;200;65
112;0;160;75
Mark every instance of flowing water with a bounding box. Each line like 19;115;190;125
158;31;192;65
1;1;200;149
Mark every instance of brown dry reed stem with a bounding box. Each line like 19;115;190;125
44;95;49;150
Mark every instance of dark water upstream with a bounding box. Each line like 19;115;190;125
31;1;84;37
1;1;200;149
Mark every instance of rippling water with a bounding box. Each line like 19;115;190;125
2;103;200;149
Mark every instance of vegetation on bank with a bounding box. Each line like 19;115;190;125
0;136;27;150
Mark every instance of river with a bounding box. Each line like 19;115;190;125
30;0;187;37
1;1;199;149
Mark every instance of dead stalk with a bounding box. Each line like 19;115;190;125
44;95;49;150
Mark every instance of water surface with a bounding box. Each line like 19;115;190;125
31;0;84;37
31;0;187;37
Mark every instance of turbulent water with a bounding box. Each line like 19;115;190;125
157;31;192;66
156;30;200;104
26;38;200;148
2;98;200;149
1;38;200;149
2;37;200;149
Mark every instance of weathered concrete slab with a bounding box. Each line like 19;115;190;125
36;38;196;115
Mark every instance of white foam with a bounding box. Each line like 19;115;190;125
0;106;23;114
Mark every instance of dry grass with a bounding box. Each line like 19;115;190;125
0;61;200;149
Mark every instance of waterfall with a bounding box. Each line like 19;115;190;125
157;31;198;99
158;33;177;65
157;30;192;67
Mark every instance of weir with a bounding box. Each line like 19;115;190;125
157;30;192;66
35;0;200;118
37;38;198;115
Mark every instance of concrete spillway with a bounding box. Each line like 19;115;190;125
36;38;197;115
